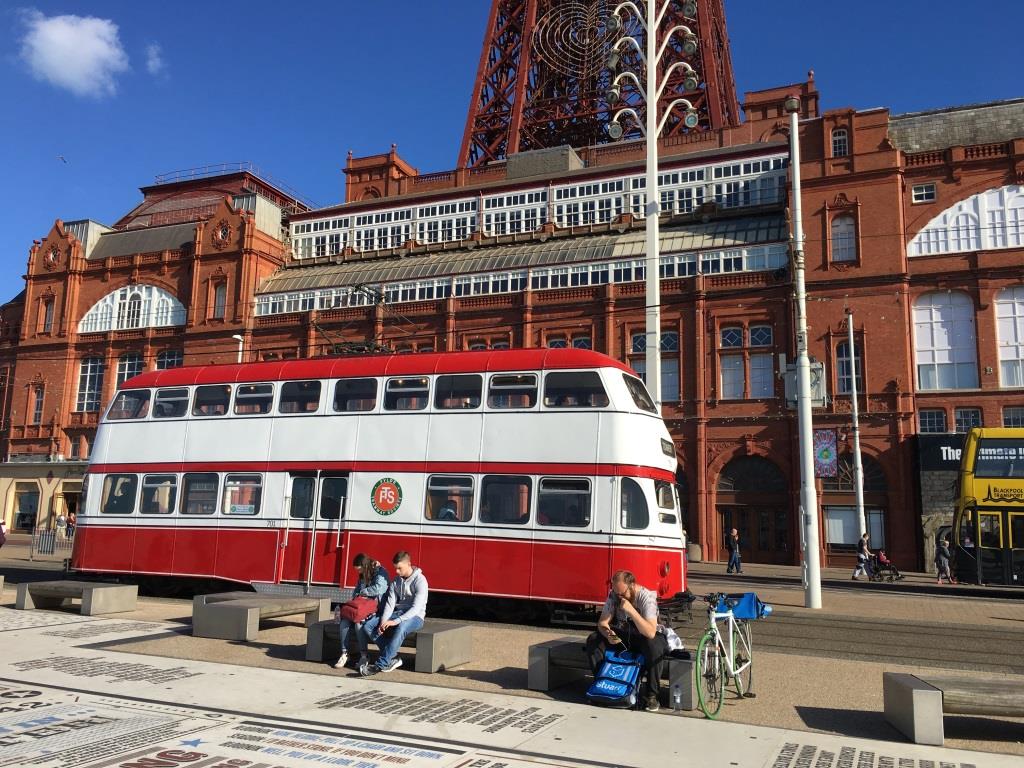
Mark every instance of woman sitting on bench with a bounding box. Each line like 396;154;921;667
334;553;389;670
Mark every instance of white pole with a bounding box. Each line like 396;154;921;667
788;101;822;609
847;309;866;537
232;335;244;364
643;0;662;407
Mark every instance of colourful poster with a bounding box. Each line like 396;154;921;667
813;429;838;477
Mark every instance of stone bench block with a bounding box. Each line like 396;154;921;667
193;593;331;641
883;672;944;746
306;619;472;672
15;580;137;616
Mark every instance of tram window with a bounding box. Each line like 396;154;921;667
140;474;177;515
101;474;138;515
974;439;1024;478
543;371;609;408
957;509;976;549
279;380;322;414
182;473;219;515
622;374;657;413
384;377;429;411
538;478;591;527
108;390;151;420
320;476;348;520
290;476;314;519
223;474;262;515
334;378;378;412
979;513;1002;548
1011;514;1024;549
435;375;482;409
480;475;532;525
234;383;274;415
487;374;537;408
192;385;231;417
656;480;675;509
154;388;189;418
426;475;473;522
621;478;649;529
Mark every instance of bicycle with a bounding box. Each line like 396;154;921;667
695;592;772;719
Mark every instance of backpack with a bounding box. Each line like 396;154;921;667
585;648;645;708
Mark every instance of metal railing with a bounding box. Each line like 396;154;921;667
29;529;75;561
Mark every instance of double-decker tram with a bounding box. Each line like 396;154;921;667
951;427;1024;585
72;349;685;606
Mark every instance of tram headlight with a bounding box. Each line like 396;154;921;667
661;438;675;457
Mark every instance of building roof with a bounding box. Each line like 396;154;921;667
89;222;197;260
888;98;1024;153
260;213;786;294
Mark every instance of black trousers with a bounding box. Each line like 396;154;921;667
586;624;668;699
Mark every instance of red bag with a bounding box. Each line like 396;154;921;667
340;596;378;623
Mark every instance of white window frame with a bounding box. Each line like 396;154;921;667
995;285;1024;387
913;291;979;390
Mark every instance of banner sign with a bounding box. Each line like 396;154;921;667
813;429;838;477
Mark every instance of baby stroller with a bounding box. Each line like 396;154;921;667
869;550;904;582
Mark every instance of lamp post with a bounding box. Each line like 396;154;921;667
846;308;866;537
606;2;701;407
231;334;245;364
784;94;822;609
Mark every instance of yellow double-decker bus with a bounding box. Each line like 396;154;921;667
952;428;1024;585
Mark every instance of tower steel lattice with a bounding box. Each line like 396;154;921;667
458;0;740;169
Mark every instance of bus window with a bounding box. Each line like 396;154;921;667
426;475;474;522
481;475;532;525
279;381;321;414
153;388;189;418
957;509;976;549
182;473;219;515
234;383;274;415
108;390;151;420
140;474;177;514
290;476;314;519
224;474;262;515
487;373;537;408
101;474;138;515
193;385;231;417
384;377;429;411
435;374;482;410
538;478;591;527
621;478;649;529
334;378;377;412
320;476;348;520
1012;513;1024;549
622;374;657;413
979;512;1002;548
543;371;609;408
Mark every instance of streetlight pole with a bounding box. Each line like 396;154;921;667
847;308;866;537
231;334;245;364
785;95;822;609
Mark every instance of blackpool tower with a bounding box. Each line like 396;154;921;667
458;0;740;169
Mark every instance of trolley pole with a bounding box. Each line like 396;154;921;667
847;308;866;537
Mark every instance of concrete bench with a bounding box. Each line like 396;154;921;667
15;580;137;616
193;592;331;641
883;671;1024;745
306;618;472;673
527;636;696;710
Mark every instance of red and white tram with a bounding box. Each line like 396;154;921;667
72;349;685;605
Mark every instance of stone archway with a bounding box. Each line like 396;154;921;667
715;455;792;565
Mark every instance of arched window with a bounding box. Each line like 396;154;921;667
996;285;1024;387
831;128;849;158
836;341;863;394
909;185;1024;256
831;214;857;262
822;453;888;548
913;292;979;390
80;285;186;333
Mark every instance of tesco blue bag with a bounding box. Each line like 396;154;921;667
716;592;772;620
586;648;645;708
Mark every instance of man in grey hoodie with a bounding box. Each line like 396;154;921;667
359;551;428;675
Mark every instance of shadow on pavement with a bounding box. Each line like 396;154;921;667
795;706;903;741
442;666;528;691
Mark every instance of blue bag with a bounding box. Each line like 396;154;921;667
586;648;645;708
715;592;772;620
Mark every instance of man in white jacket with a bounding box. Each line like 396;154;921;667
360;551;428;675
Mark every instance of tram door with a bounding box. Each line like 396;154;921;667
976;510;1024;585
280;473;349;589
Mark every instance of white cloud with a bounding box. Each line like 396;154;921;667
145;43;165;76
18;10;130;99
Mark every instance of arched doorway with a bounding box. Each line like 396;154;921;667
716;456;791;564
822;453;889;559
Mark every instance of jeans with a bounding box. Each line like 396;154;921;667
339;617;370;656
853;555;873;578
727;550;742;573
362;611;424;669
586;624;668;699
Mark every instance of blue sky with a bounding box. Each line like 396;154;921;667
2;1;1022;302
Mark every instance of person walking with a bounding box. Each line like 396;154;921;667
726;528;743;574
935;537;957;584
852;532;873;580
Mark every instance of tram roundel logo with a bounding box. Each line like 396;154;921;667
371;478;403;515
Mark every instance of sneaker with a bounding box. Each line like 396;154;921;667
380;658;403;673
644;694;660;713
359;663;379;677
357;654;370;667
332;652;348;669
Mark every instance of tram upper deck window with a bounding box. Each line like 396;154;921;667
436;374;482;410
621;477;649;529
543;371;609;408
192;385;231;417
974;439;1024;478
279;380;321;414
108;390;151;420
384;377;429;411
622;374;657;413
426;475;474;522
481;475;532;525
182;473;219;515
101;474;138;515
140;474;177;514
223;474;262;515
153;388;189;419
234;383;274;415
334;378;377;412
538;478;591;527
487;374;537;408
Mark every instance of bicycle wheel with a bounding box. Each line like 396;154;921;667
696;631;726;718
731;620;753;697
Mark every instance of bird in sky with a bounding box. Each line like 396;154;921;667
57;155;68;164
